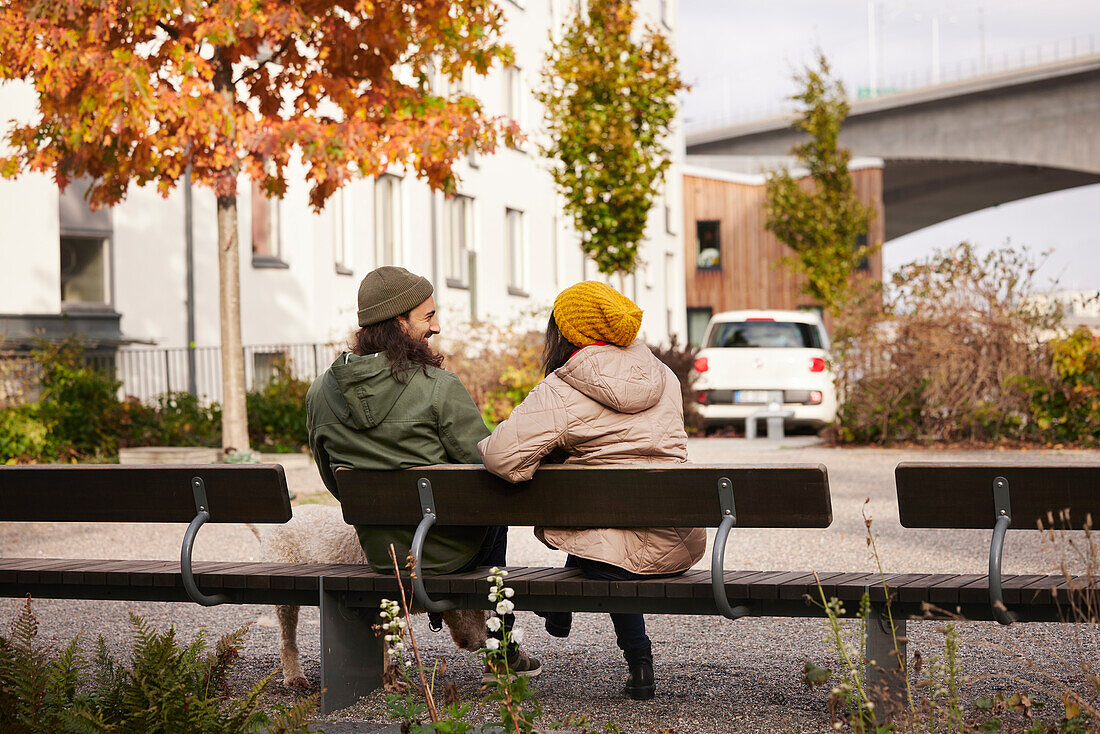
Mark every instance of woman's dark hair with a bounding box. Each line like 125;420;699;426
543;314;579;377
351;315;443;383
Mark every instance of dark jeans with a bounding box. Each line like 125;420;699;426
562;554;679;663
454;526;513;640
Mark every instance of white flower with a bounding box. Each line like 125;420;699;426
486;617;502;632
498;569;509;577
496;600;515;615
392;641;404;652
510;626;525;644
405;659;413;667
485;638;501;650
489;567;501;575
503;587;514;598
488;592;500;603
396;619;406;629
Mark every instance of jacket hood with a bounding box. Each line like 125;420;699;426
555;340;665;414
326;351;412;429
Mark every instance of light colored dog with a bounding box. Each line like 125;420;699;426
252;503;488;689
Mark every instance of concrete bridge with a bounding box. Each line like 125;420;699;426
686;54;1100;240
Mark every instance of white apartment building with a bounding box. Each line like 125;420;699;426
0;1;686;399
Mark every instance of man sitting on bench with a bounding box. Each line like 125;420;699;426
306;265;541;680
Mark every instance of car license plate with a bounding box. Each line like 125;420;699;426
734;390;772;404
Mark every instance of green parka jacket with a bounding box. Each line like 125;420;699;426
306;351;491;574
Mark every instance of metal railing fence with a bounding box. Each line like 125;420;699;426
0;342;340;405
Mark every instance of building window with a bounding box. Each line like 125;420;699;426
506;208;527;295
252;350;287;390
59;179;113;308
332;188;352;275
374;174;402;266
855;233;870;271
687;307;712;348
251;180;285;267
505;65;524;128
696;220;721;270
664;198;677;235
444;194;474;287
60;236;110;306
660;0;672;29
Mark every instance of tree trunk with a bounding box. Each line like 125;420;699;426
216;193;250;452
213;54;249;453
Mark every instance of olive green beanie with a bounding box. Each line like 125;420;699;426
357;266;434;326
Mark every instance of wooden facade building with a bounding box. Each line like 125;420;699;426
682;158;884;344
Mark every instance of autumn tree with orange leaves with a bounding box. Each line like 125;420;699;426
0;0;516;451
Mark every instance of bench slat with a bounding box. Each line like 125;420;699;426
896;463;1100;529
779;571;844;601
335;464;831;528
0;465;292;524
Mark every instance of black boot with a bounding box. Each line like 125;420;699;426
623;652;654;700
542;611;572;638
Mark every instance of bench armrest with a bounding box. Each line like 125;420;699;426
181;477;231;607
989;476;1016;625
410;478;457;613
712;477;751;620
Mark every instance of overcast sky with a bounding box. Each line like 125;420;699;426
678;0;1100;291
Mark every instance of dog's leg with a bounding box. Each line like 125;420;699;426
277;604;310;689
441;608;489;652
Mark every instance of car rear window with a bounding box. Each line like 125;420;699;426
706;320;823;349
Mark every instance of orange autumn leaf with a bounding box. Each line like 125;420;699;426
0;0;519;207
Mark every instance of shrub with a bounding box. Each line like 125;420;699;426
1018;328;1100;446
0;597;316;732
34;338;123;459
438;315;546;428
831;244;1062;444
246;357;310;453
119;391;222;448
0;349;36;408
0;404;50;462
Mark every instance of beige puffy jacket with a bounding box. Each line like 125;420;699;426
477;340;705;574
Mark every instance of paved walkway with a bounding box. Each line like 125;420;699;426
2;441;1097;732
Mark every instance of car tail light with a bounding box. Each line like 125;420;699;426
809;390;823;404
697;391;709;404
809;357;826;372
693;357;709;373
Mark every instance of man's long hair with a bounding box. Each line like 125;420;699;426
543;314;579;377
351;315;443;383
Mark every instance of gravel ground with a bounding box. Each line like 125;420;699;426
3;441;1099;733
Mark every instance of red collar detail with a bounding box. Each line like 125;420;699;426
569;340;607;359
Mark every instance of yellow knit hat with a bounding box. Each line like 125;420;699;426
553;281;643;347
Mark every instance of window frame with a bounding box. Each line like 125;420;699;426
695;219;722;271
251;179;287;268
444;194;475;288
505;207;528;296
333;187;353;276
374;173;403;267
59;233;113;309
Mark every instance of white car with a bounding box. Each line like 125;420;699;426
693;309;838;430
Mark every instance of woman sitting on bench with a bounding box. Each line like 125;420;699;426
478;281;705;701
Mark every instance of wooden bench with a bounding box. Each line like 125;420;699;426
0;464;375;714
3;461;1093;715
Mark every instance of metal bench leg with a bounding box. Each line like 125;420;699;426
865;602;906;720
320;579;384;715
